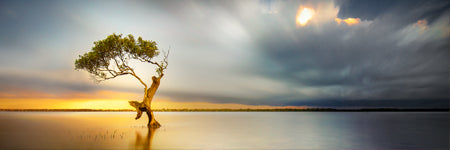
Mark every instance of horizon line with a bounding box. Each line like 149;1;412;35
1;108;448;112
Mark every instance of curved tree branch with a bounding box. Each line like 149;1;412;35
129;68;148;91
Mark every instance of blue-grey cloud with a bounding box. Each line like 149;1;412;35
0;70;145;98
336;0;450;24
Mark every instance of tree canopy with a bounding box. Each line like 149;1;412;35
75;33;168;89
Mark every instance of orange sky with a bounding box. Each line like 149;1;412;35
0;90;307;110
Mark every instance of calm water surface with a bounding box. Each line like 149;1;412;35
0;112;448;149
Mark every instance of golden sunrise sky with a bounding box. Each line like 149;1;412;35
0;90;308;109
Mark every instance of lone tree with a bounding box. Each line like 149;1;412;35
75;33;168;128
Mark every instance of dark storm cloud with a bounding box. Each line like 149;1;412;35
336;0;450;24
285;99;449;108
245;0;449;105
335;0;394;20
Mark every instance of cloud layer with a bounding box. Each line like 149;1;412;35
0;0;448;108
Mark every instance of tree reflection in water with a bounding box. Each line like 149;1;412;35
134;127;157;150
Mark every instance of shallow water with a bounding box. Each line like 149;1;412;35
0;112;448;149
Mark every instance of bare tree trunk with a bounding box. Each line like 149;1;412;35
129;76;162;128
129;75;162;128
144;76;161;128
146;110;161;128
129;100;161;128
145;95;160;128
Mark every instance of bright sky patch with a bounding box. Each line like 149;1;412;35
335;18;361;26
296;7;315;26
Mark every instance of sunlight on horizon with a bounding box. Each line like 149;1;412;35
0;89;310;110
0;98;308;110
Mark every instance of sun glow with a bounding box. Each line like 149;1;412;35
296;7;315;26
335;18;361;26
413;20;428;30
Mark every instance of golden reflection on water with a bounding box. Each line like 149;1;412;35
0;112;157;149
134;128;156;150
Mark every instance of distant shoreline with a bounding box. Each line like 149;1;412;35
0;108;448;112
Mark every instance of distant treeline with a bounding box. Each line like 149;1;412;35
0;108;448;112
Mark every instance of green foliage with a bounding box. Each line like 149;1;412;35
75;33;164;82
